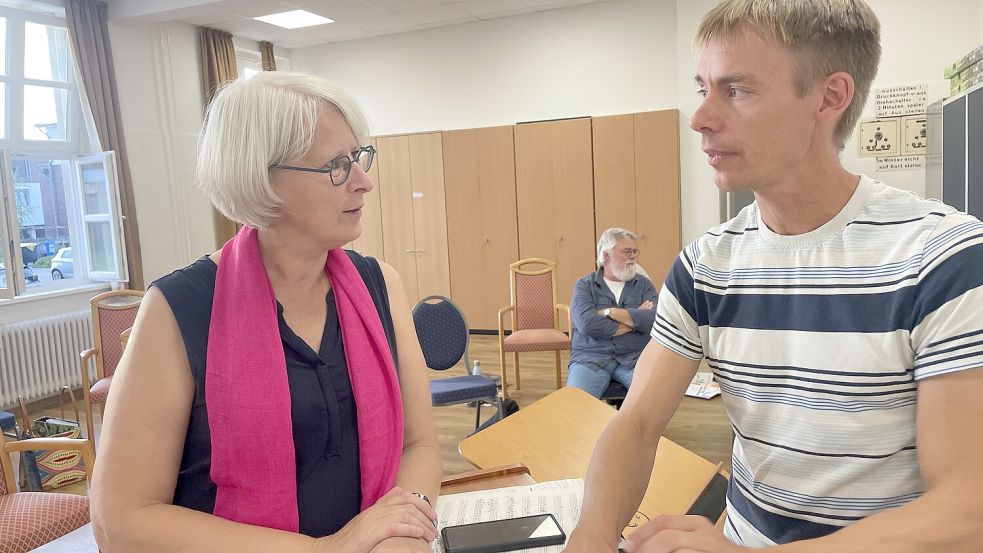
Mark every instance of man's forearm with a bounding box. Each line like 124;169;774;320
607;308;636;328
571;413;661;545
775;477;983;553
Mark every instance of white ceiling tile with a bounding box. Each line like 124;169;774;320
452;0;532;18
181;12;248;26
365;0;455;10
398;4;477;25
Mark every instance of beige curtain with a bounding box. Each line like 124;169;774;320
199;27;239;244
65;0;145;290
259;41;277;71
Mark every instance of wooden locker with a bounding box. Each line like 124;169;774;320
634;110;680;288
377;135;419;302
408;133;451;303
592;110;681;289
515;118;596;307
444;126;519;330
350;138;385;260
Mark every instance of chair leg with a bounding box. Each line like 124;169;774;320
513;352;521;390
474;401;482;432
83;398;95;450
555;351;563;389
499;344;510;399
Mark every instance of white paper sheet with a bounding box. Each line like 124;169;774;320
432;479;584;553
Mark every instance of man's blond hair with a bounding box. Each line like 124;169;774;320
695;0;880;150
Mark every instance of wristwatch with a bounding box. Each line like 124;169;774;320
411;492;432;507
603;308;612;318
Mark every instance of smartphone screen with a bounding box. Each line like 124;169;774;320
442;513;566;553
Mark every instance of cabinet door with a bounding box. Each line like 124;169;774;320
591;110;681;289
634;110;680;288
408;132;451;304
515;118;595;307
444;126;519;330
593;114;638;234
377;135;418;301
350;138;385;259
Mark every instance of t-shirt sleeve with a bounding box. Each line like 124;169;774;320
910;212;983;380
652;243;704;360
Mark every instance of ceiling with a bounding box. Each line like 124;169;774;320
107;0;614;49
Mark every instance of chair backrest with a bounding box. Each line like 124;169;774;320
412;295;470;371
92;290;144;379
510;258;558;331
0;433;12;495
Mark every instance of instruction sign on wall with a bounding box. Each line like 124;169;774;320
876;155;925;172
875;84;928;118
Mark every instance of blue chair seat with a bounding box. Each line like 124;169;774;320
0;410;15;436
430;375;499;405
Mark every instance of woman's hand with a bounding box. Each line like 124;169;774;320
313;487;437;553
368;536;434;552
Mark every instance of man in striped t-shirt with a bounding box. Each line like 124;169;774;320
563;2;983;552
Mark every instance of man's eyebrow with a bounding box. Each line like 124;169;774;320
694;74;758;86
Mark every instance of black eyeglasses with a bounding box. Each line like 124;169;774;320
271;145;376;186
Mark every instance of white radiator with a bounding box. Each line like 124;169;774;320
0;311;93;407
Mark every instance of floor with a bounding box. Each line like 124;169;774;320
15;335;734;497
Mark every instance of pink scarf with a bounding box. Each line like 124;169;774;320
205;226;403;532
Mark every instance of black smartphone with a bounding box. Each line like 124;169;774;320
441;513;566;553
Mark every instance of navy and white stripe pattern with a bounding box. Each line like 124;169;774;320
652;177;983;546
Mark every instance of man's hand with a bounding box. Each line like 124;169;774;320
561;529;619;553
613;323;633;336
622;515;748;553
639;300;655;310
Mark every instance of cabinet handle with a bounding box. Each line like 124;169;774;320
404;249;421;253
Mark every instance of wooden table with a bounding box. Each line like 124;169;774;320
459;387;725;532
29;465;536;552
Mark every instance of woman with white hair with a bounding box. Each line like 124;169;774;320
91;72;441;553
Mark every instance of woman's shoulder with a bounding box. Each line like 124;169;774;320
151;257;218;328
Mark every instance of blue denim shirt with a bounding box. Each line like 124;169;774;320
570;268;659;367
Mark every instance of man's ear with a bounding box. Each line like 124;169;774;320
817;71;855;126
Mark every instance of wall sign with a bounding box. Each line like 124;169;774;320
875;84;928;118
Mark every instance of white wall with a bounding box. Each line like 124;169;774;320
110;20;217;285
841;0;983;197
292;0;678;136
292;0;983;244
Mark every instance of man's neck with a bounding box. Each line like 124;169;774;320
754;154;861;236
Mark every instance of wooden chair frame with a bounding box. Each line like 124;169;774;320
80;289;143;448
497;258;571;396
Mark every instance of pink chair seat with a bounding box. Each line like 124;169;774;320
0;492;90;553
503;329;570;352
89;376;113;405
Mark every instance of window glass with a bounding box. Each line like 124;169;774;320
23;84;67;140
24;22;69;82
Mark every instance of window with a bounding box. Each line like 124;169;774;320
0;6;126;300
235;47;291;80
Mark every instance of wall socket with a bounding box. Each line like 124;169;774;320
857;118;900;158
901;115;927;156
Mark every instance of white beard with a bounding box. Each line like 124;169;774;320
611;263;637;282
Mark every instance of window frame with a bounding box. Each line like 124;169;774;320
0;6;125;302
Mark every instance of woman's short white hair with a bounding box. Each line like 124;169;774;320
596;227;638;265
197;71;370;229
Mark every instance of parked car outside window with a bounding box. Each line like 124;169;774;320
50;247;74;280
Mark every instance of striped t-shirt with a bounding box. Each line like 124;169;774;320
652;176;983;546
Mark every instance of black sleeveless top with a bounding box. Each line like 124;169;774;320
152;251;398;537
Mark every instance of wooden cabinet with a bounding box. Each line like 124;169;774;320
514;118;596;307
376;132;450;305
350;138;385;259
592;110;680;288
443;126;520;330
